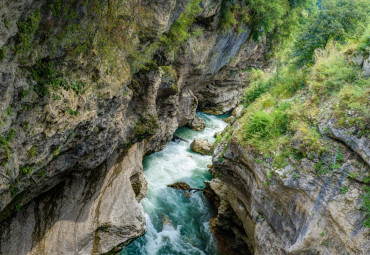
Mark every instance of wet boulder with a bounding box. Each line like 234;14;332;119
167;182;203;192
188;116;206;131
190;138;212;155
167;182;191;190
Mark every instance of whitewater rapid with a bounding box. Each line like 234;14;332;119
121;112;227;255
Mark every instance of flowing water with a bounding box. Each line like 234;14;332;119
122;112;228;255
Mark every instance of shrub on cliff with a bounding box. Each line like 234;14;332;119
220;0;313;52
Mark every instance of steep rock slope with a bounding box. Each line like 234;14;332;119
0;0;267;254
208;47;370;254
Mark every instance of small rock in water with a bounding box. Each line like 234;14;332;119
184;192;191;198
172;135;188;143
162;215;174;231
167;182;203;193
167;182;191;190
188;116;206;131
190;138;212;155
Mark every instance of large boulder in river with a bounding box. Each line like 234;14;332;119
190;138;212;155
188;116;206;131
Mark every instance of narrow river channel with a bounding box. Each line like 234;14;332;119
122;112;228;255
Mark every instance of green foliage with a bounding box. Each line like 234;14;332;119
309;46;359;97
245;111;273;138
3;18;10;29
363;176;370;228
0;47;7;61
6;107;13;116
160;66;178;80
30;59;86;97
53;146;61;156
165;0;202;47
0;128;16;165
20;165;34;175
340;186;349;195
243;69;272;107
134;113;159;139
31;60;60;97
336;148;343;162
10;181;20;198
244;66;306;107
358;25;370;52
294;0;370;65
65;107;79;116
38;169;47;178
16;9;41;62
21;89;29;99
219;1;249;31
27;146;37;159
219;0;312;52
22;122;31;132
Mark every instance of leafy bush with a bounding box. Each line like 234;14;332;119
309;45;359;97
16;9;41;62
219;0;311;52
245;111;273;139
20;166;34;175
294;0;370;65
30;59;86;97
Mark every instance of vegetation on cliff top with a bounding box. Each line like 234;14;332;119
220;0;314;53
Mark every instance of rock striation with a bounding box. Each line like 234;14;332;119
209;113;370;255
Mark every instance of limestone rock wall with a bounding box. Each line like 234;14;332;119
209;118;370;255
0;0;267;254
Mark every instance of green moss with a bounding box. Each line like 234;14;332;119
3;19;10;29
30;59;86;97
0;47;7;62
363;175;370;227
66;107;79;116
53;146;61;156
20;165;34;175
134;113;159;140
166;0;202;46
160;66;178;80
16;9;41;62
9;181;20;198
27;146;37;159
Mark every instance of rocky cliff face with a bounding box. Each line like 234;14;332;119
208;63;370;255
210;136;369;254
0;0;267;254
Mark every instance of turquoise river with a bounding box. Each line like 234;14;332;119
122;112;228;255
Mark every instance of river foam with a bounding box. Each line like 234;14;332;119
122;112;228;255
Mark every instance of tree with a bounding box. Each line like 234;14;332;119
294;0;370;65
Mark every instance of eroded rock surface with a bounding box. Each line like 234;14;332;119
0;0;268;254
209;123;370;255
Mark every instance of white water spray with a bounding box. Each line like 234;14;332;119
122;112;227;255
